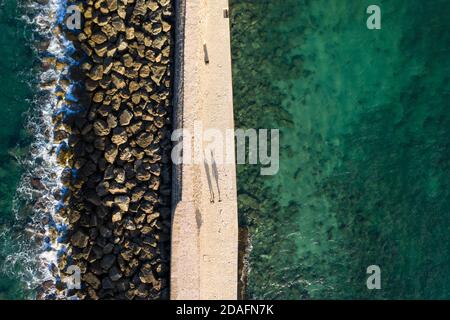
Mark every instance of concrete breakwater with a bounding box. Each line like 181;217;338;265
49;0;174;299
170;0;238;300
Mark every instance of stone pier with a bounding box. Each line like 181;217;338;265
171;0;238;300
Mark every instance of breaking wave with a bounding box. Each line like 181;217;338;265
1;0;76;299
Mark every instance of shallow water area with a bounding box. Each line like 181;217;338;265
231;0;450;299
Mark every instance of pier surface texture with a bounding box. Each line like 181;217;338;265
170;0;238;299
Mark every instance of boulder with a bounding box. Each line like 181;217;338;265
71;230;89;248
91;32;108;44
84;272;101;290
111;127;128;145
93;120;110;136
89;65;104;81
139;263;157;285
107;0;118;11
109;265;122;281
128;81;140;93
151;65;166;85
111;16;125;32
114;167;126;183
101;254;116;270
107;114;118;129
105;144;118;163
136;132;153;148
119;109;133;126
112;211;122;223
139;65;150;78
114;195;130;211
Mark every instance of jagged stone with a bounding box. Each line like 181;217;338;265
107;0;118;11
111;16;125;32
89;65;104;81
111;127;128;145
119;109;133;126
71;230;89;248
93;120;110;136
139;66;150;79
84;272;101;290
151;65;166;85
114;195;130;211
112;211;122;223
109;265;122;281
136;132;153;148
107;114;118;129
105;144;118;163
101;254;116;270
114;167;126;183
91;32;108;44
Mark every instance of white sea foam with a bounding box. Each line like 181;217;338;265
2;0;75;299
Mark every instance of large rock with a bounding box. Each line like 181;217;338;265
101;254;116;270
114;167;126;183
71;230;89;248
89;65;104;81
119;109;133;126
84;272;101;290
151;65;167;85
109;265;122;281
107;0;118;11
111;127;128;145
111;16;125;32
93;120;110;136
139;263;158;286
114;195;130;211
136;132;154;148
91;32;108;44
105;144;118;163
112;211;122;223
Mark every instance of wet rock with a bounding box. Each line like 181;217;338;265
31;177;46;190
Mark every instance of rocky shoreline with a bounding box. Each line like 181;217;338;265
45;0;174;299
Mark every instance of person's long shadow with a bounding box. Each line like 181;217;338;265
210;150;221;202
203;151;215;203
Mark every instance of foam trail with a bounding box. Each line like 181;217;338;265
2;0;77;299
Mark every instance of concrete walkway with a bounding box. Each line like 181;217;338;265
170;0;238;300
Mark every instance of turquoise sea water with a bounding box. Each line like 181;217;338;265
0;0;36;299
231;0;450;299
